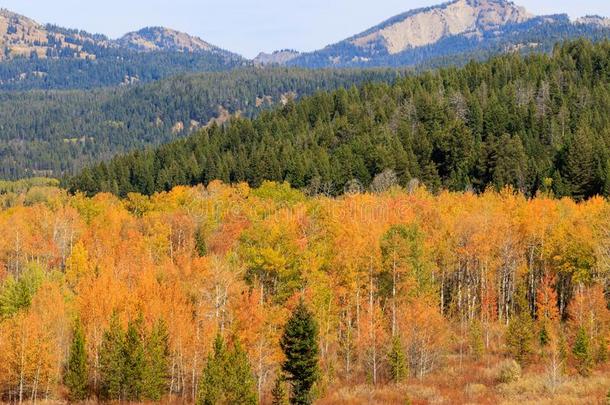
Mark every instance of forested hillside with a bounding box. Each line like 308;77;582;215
0;50;244;90
0;68;403;178
68;40;610;200
0;182;608;403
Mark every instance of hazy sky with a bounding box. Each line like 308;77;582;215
2;0;610;58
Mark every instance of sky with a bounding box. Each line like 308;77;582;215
2;0;610;58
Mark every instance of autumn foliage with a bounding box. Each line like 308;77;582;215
0;181;608;403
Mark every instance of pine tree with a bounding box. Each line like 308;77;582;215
505;286;535;365
224;340;257;405
198;334;226;405
142;319;170;400
123;316;146;401
195;227;207;257
539;321;551;348
99;313;125;400
271;373;289;405
573;326;593;376
280;299;320;405
197;334;257;405
562;128;597;200
64;320;88;401
388;335;407;382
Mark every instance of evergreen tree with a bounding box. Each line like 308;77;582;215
99;313;125;400
388;335;407;382
505;286;535;365
142;319;170;400
491;134;528;192
539;321;550;348
123;316;146;401
198;334;226;405
280;299;320;405
64;320;88;401
562;128;597;200
224;340;258;405
195;227;207;257
197;334;257;405
573;326;593;376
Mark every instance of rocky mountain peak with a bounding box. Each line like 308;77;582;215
116;26;215;53
575;15;610;28
350;0;533;54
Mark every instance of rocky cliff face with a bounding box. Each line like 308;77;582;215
350;0;532;54
575;15;610;28
116;27;216;53
253;50;300;66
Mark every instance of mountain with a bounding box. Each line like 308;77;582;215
0;9;235;59
3;2;610;89
576;15;610;28
345;0;531;55
0;9;244;90
116;27;219;53
286;0;610;68
254;50;301;66
0;9;108;61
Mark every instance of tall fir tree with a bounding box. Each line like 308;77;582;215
280;299;320;405
198;334;228;405
195;227;208;257
388;335;407;382
99;313;126;400
505;285;535;365
561;128;597;200
123;316;146;401
64;320;88;401
197;334;257;405
142;319;170;400
224;340;258;405
573;326;593;376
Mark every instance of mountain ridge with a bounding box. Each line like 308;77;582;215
284;0;610;68
1;3;610;89
0;8;238;61
347;0;532;54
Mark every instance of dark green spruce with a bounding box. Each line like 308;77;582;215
197;334;257;405
64;320;89;401
98;313;170;401
280;299;320;405
99;313;126;400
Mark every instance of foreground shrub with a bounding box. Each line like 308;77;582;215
497;359;522;384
